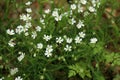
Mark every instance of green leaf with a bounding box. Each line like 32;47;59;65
68;70;76;78
105;53;114;63
68;62;92;79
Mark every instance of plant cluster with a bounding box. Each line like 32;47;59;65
0;0;120;80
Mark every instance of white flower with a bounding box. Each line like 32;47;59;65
52;10;59;17
40;18;45;25
90;38;97;43
79;32;85;38
91;0;96;7
7;29;13;35
10;68;18;75
52;10;62;21
45;45;53;57
71;4;76;10
18;52;25;62
26;8;32;13
25;22;32;29
20;14;31;22
91;0;100;7
78;5;84;13
80;0;87;5
84;11;89;16
75;36;82;43
35;26;41;32
0;77;4;80
56;37;64;44
70;18;76;25
43;35;52;41
76;20;84;29
24;32;29;36
66;38;73;44
7;29;15;35
15;25;24;34
46;45;53;52
8;39;16;47
88;6;96;12
64;45;72;51
55;15;62;21
44;9;51;14
25;1;32;6
15;76;23;80
37;43;43;49
31;31;37;39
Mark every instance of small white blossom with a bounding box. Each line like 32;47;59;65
66;38;73;44
52;10;62;21
15;76;23;80
76;20;84;29
18;52;25;62
7;29;15;35
8;39;16;47
84;11;89;16
40;18;45;25
78;5;84;13
45;45;53;57
44;9;51;14
70;18;76;25
79;32;85;38
25;1;32;6
88;6;96;12
20;14;31;22
37;43;43;49
52;10;59;17
55;15;62;21
43;35;52;41
71;4;76;10
25;22;32;29
26;8;32;13
75;36;82;43
91;0;96;7
10;68;18;75
35;26;41;32
90;38;97;43
64;45;72;51
31;31;37;39
80;0;87;5
56;37;64;44
0;77;4;80
15;25;24;34
91;0;100;7
24;32;29;36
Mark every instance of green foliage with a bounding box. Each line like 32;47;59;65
68;62;91;79
105;52;120;66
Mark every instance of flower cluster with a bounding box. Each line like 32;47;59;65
5;0;101;79
6;0;99;59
